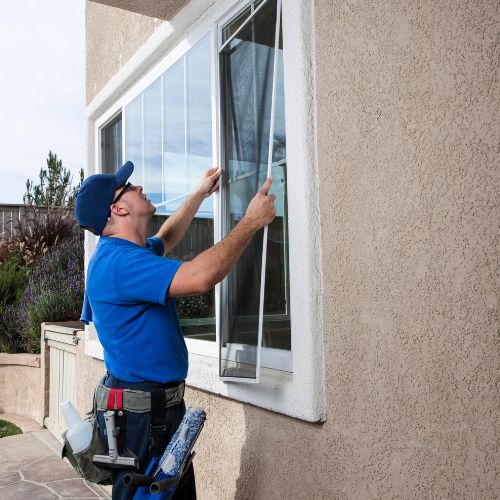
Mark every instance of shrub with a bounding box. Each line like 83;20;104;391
175;291;214;319
13;234;84;353
0;304;22;353
0;256;28;306
6;206;79;267
0;256;29;353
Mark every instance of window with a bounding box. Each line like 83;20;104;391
219;0;289;381
115;1;290;375
123;35;216;342
89;0;324;420
101;113;122;174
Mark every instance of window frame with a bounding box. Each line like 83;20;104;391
85;0;325;421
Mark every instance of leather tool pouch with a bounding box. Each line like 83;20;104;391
61;381;112;485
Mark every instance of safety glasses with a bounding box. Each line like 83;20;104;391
112;182;135;204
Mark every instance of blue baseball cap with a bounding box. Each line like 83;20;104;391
74;161;134;235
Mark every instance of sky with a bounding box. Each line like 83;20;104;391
0;0;85;204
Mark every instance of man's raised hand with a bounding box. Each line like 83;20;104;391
196;167;222;199
244;177;276;230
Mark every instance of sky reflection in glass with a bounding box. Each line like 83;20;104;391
125;34;213;218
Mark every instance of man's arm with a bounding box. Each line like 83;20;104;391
154;167;221;254
168;177;276;297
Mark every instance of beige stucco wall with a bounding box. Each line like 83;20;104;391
312;0;499;498
84;0;499;498
0;354;45;424
86;1;163;103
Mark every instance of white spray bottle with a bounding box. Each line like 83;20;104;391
61;400;93;453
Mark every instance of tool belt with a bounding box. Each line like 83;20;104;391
61;379;186;484
95;381;185;413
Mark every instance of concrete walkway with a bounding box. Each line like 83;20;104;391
0;426;111;499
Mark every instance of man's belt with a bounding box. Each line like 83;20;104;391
95;381;185;413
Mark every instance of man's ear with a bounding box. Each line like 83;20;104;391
110;202;129;216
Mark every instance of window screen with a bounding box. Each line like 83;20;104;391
219;0;289;381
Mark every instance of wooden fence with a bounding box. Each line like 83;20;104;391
0;204;27;239
0;204;57;240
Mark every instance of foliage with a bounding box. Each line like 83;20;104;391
0;304;21;353
0;419;22;438
0;256;28;306
8;234;84;354
23;151;84;208
0;153;84;353
5;206;79;267
175;291;214;319
0;257;29;353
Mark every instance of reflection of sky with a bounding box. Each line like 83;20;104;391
124;34;213;218
125;94;143;186
163;151;213;217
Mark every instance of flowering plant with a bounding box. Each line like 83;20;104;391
2;234;84;353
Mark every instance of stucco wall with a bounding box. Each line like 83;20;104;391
84;0;499;498
313;0;499;498
0;354;45;424
86;1;163;103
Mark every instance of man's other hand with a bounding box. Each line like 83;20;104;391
196;167;222;199
244;177;276;230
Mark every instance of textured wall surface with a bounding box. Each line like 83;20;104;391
314;0;500;498
86;1;163;103
0;358;44;424
83;0;499;498
89;0;189;21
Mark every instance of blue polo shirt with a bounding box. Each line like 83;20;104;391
80;236;187;383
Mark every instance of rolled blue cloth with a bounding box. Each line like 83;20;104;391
157;406;206;476
133;407;206;499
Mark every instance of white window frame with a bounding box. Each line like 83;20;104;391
85;0;324;422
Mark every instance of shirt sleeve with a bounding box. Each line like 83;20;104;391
146;236;164;256
80;290;93;325
115;248;183;305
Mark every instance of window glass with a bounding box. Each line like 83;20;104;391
221;0;267;44
220;0;290;379
186;36;213;204
101;114;122;174
163;57;185;215
125;94;143;186
144;78;163;206
124;35;215;342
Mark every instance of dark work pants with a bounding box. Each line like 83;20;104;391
98;373;197;500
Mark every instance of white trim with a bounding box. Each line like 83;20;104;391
85;0;325;421
218;0;269;53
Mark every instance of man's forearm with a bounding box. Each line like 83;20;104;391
156;192;205;253
193;216;259;289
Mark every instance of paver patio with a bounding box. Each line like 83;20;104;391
0;424;111;499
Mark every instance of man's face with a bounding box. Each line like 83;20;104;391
111;183;156;218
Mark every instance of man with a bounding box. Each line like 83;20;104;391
74;161;275;499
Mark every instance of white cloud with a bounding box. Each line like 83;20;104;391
0;0;85;203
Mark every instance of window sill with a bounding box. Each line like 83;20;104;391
86;332;322;422
186;352;322;422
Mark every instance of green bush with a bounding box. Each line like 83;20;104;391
0;303;21;353
0;256;28;306
11;234;84;354
0;256;29;353
175;291;214;319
